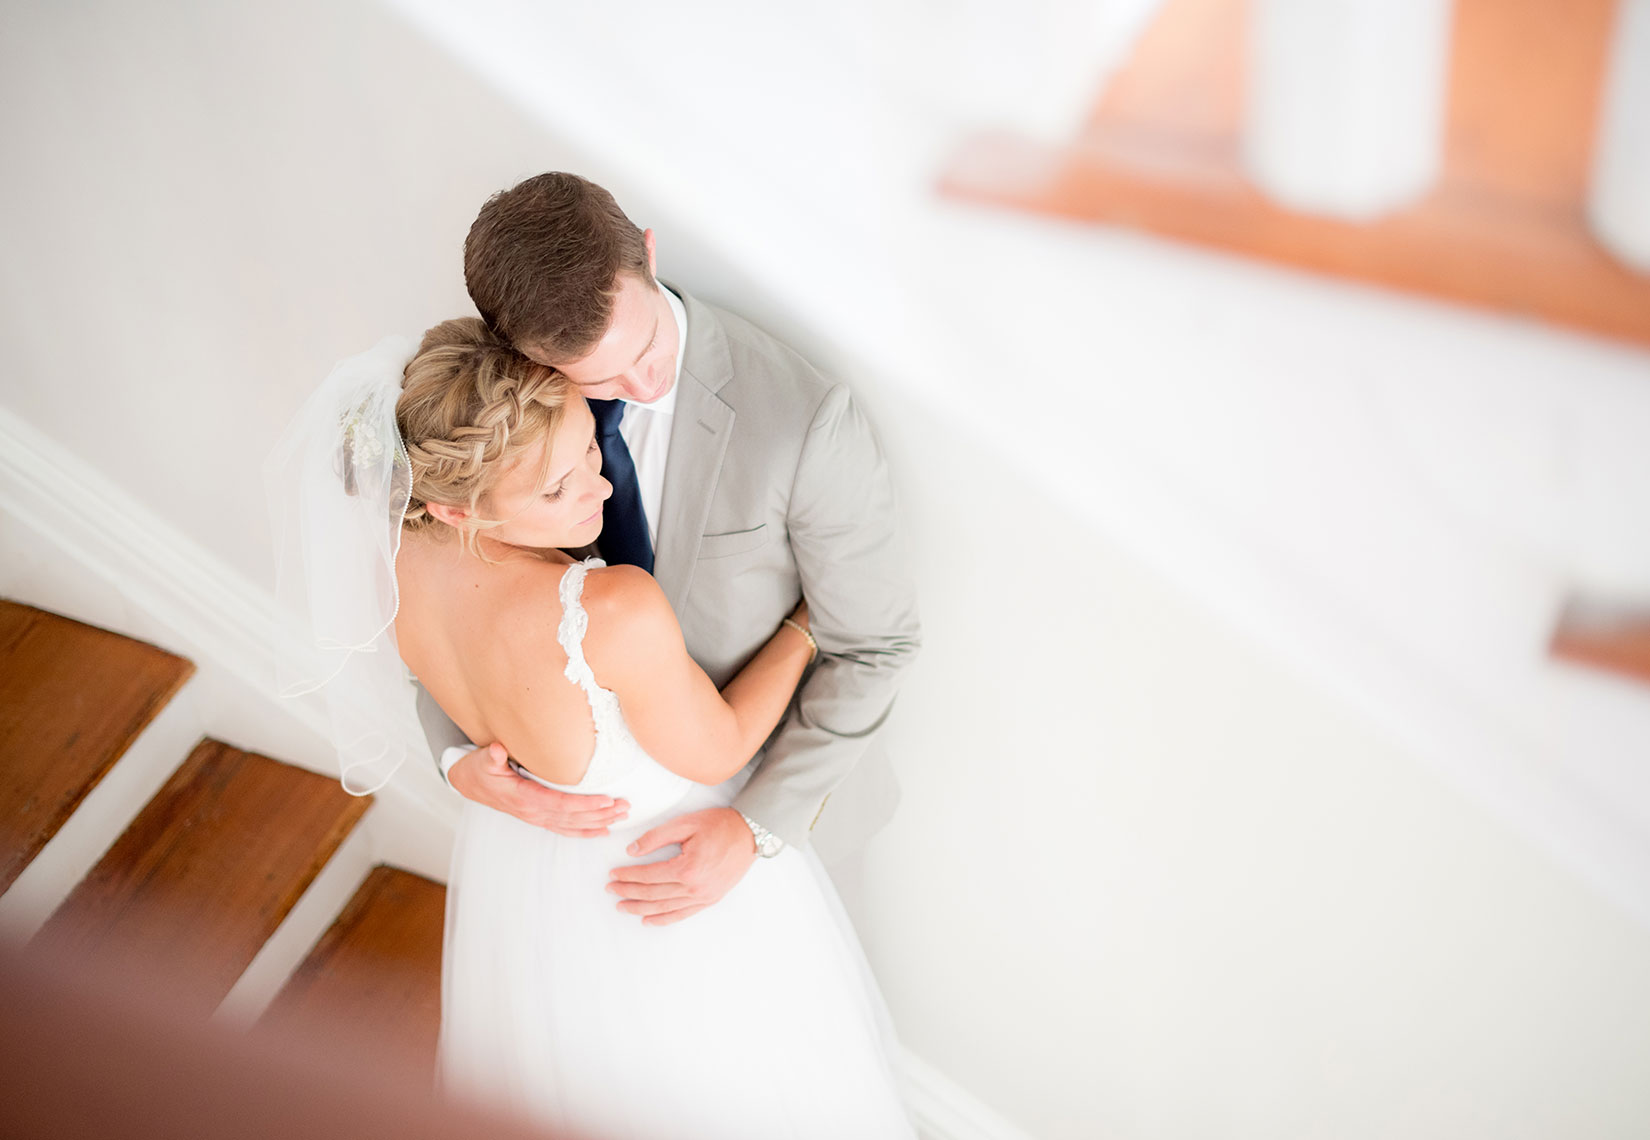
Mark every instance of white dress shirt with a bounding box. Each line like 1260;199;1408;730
618;284;686;546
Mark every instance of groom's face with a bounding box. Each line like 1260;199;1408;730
529;271;679;405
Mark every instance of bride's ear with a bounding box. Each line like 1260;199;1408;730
424;502;470;529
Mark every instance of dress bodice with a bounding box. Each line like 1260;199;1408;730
517;557;695;825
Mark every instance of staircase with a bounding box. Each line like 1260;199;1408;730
0;600;446;1082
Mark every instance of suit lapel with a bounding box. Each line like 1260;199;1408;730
652;290;735;614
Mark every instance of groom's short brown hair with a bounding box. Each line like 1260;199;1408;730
464;173;655;363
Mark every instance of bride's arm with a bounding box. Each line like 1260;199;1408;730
584;565;812;785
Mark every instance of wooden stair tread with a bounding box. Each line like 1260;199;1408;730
34;739;371;1016
260;865;446;1081
0;600;195;893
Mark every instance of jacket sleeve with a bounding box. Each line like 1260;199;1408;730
730;383;922;846
415;680;471;789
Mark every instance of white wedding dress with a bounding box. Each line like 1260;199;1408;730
439;559;918;1140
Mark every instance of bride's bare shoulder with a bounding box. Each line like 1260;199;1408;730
580;565;681;661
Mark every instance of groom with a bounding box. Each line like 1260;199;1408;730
419;172;920;925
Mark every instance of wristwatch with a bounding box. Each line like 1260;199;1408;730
738;811;785;858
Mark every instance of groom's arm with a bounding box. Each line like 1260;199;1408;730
609;382;919;925
418;682;630;835
731;383;922;844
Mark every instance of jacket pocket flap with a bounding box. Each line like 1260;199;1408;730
697;524;768;559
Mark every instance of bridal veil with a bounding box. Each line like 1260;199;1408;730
263;335;429;794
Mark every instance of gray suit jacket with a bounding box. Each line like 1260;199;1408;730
419;289;921;847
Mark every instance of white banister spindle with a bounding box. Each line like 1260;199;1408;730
1589;0;1650;274
1244;0;1456;222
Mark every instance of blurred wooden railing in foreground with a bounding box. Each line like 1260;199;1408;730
0;942;568;1140
940;0;1650;347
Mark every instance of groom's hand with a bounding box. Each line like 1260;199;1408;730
607;807;757;926
449;743;629;837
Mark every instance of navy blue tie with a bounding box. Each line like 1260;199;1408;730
589;399;654;572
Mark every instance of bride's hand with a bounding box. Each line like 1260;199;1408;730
788;600;809;631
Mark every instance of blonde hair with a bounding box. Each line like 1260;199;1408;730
398;317;572;557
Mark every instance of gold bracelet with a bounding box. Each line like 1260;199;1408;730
782;617;818;663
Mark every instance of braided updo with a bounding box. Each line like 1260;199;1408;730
398;317;573;556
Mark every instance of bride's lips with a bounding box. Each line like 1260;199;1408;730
580;506;603;526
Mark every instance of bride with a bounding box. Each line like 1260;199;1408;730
271;319;916;1140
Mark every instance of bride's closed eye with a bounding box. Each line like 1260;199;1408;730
544;438;600;502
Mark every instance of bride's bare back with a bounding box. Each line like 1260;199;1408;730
395;538;600;786
396;533;813;790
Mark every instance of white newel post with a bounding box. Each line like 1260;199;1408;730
1244;0;1456;222
1589;0;1650;274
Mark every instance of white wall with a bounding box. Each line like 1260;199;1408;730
870;393;1650;1137
5;2;1650;1139
0;0;581;586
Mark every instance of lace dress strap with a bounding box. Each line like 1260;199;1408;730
555;557;627;785
557;558;601;695
538;556;689;802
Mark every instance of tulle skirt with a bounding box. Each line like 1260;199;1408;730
439;776;917;1140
